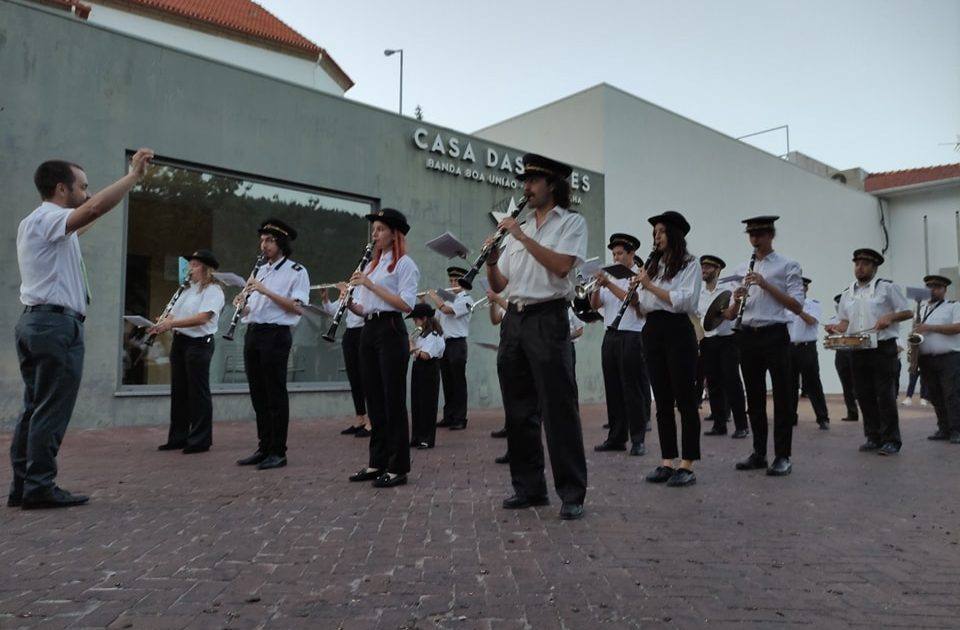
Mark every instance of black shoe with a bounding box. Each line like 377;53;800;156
766;457;792;476
559;503;584;520
703;415;715;422
858;441;881;452
817;421;830;431
436;419;453;428
928;430;950;441
372;473;407;488
602;423;610;429
646;424;652;432
703;427;727;436
349;468;381;482
353;427;371;438
182;445;210;454
158;442;186;451
735;453;768;470
645;466;675;483
877;443;900;456
340;425;360;435
448;422;467;431
841;416;859;422
666;468;697;487
237;450;267;466
951;432;960;445
256;455;287;470
490;428;508;439
415;442;431;450
502;494;549;509
594;440;626;452
731;429;749;439
629;443;646;456
21;487;89;510
495;453;510;464
7;493;22;508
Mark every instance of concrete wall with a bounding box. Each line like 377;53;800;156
85;2;345;95
0;0;604;429
479;83;887;394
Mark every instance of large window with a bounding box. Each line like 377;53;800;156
121;158;375;390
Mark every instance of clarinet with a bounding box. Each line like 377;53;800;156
144;277;191;347
322;243;374;342
733;249;758;330
458;195;529;290
608;248;658;331
222;254;266;341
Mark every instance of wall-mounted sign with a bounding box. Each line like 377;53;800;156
412;127;591;204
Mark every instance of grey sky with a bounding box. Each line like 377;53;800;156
260;0;959;173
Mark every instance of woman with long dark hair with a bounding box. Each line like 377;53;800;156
632;211;702;487
346;208;420;488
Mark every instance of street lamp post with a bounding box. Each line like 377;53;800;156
384;48;403;116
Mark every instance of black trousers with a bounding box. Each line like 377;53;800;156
919;352;960;435
411;358;441;446
736;323;795;459
168;333;214;448
850;339;901;447
699;335;748;431
244;324;292;456
601;330;651;445
11;310;84;499
440;337;468;425
498;299;587;504
342;326;366;416
360;312;410;475
790;341;829;423
642;311;701;461
834;351;859;420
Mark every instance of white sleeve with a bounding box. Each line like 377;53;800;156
807;300;822;324
321;299;338;317
837;293;851;321
451;293;472;317
199;285;225;315
397;257;420;309
887;283;909;313
784;260;805;304
39;208;71;242
553;213;588;266
952;302;960;324
668;260;701;314
291;267;310;305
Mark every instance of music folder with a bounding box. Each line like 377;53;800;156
602;263;636;280
425;231;470;259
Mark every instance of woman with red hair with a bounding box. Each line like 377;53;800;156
346;209;420;488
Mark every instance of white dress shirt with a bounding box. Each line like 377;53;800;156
697;281;735;338
413;331;445;359
497;205;588;306
638;256;701;316
242;257;310;326
731;251;804;327
321;298;364;329
354;251;420;314
918;300;960;355
598;269;645;332
568;306;585;343
169;281;225;337
438;291;473;339
17;202;88;315
837;278;909;341
788;297;821;343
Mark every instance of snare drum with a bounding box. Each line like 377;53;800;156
823;332;878;351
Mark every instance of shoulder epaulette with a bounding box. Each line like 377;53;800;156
292;263;304;272
877;278;892;284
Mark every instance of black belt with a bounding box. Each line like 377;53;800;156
446;336;467;341
365;311;402;321
24;304;85;323
792;340;816;346
737;323;787;334
506;298;567;314
173;331;213;344
248;323;290;330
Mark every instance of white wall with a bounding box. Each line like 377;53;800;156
479;83;887;394
86;3;344;95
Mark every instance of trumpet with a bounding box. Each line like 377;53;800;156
575;277;600;300
322;243;374;343
458;195;529;290
733;248;758;330
470;295;489;312
223;255;266;341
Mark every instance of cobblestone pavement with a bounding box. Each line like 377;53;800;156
1;398;959;629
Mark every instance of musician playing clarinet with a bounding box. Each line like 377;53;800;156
235;219;310;471
485;153;588;521
725;216;804;477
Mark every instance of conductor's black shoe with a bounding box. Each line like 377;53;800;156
629;443;646;456
559;503;584;520
491;428;508;438
21;487;89;510
340;425;360;435
735;453;768;470
353;427;371;438
703;427;727;436
841;416;859;422
7;494;22;508
928;430;950;441
645;466;675;483
502;494;549;509
448;422;467;431
666;469;697;487
766;457;792;476
877;443;901;456
372;473;407;488
731;429;749;439
256;455;287;470
858;441;881;452
237;450;267;466
494;453;510;464
951;432;960;444
602;423;610;429
594;440;626;452
349;468;381;482
182;445;210;454
157;442;186;451
817;421;830;431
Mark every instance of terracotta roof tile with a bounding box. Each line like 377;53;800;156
865;163;960;193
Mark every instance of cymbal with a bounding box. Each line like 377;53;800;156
703;290;732;332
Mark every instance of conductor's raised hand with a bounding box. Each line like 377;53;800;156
129;148;154;179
